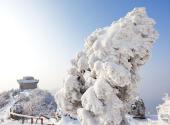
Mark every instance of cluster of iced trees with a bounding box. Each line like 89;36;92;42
11;89;57;117
0;91;11;109
56;7;158;125
0;89;21;110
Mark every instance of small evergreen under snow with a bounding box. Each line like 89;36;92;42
56;7;159;125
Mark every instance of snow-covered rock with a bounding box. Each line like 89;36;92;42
130;97;145;118
56;7;158;125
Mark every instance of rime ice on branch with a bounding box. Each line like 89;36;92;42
56;7;158;125
157;94;170;123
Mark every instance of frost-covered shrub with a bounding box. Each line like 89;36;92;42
12;89;57;117
57;7;158;125
0;91;11;109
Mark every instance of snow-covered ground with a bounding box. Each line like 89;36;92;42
0;92;170;125
1;114;169;125
0;94;169;125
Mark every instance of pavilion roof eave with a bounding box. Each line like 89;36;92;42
17;79;39;84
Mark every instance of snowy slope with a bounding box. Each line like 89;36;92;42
0;89;57;124
1;114;169;125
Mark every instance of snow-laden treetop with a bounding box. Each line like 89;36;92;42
57;7;158;125
81;7;158;74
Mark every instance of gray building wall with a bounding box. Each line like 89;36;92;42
19;83;37;90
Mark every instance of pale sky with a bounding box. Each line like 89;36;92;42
0;0;170;113
0;0;79;91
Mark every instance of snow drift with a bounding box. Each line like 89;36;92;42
56;7;158;125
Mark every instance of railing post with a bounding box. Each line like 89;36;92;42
36;118;38;124
22;117;24;124
41;118;43;125
31;118;33;124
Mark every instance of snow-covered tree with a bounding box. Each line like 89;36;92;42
56;7;158;125
157;94;170;124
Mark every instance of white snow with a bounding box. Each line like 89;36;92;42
0;94;170;125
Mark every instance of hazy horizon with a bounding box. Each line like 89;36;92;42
0;0;170;114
